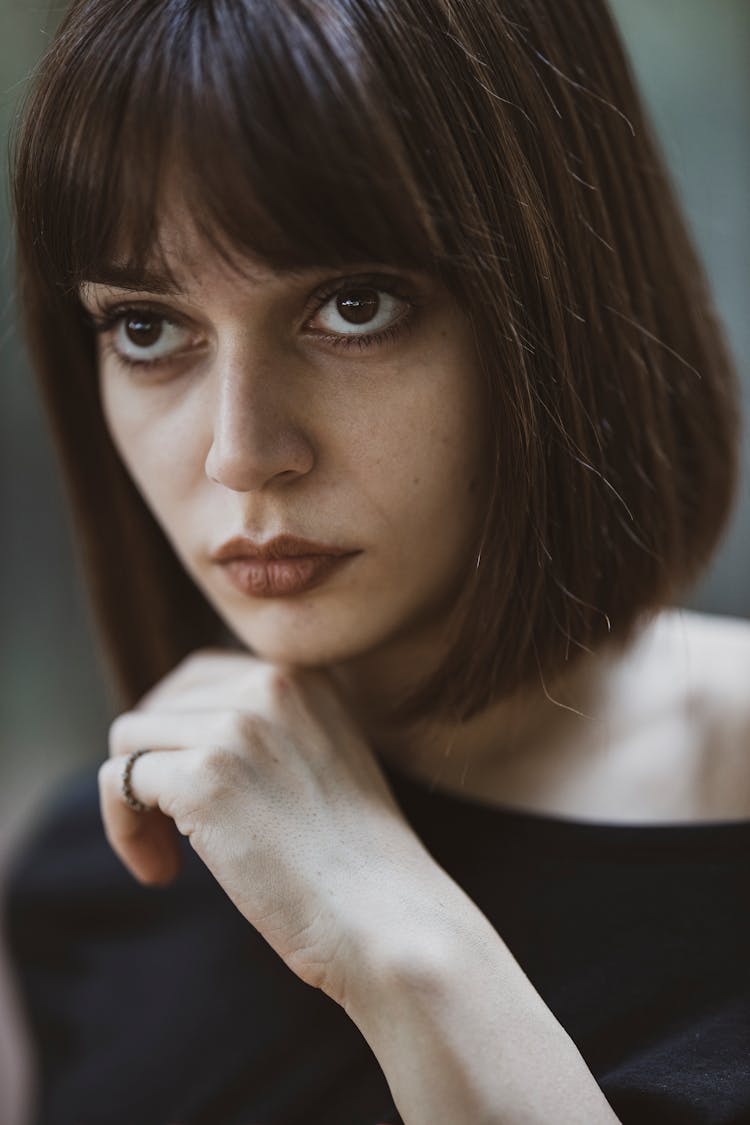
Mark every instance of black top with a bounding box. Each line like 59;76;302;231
2;761;749;1125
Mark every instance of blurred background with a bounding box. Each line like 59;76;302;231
0;1;748;1116
1;0;749;847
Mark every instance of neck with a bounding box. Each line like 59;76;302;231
328;621;622;794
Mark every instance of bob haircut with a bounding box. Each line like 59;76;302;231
12;0;740;729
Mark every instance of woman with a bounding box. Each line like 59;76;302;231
3;0;748;1122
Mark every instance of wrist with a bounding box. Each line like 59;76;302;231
335;861;496;1019
336;892;621;1125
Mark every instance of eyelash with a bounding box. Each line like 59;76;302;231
86;273;421;374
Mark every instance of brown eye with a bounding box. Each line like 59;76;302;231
124;314;163;347
313;286;407;342
336;289;380;326
105;309;194;367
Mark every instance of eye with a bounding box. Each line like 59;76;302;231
313;287;402;337
112;311;192;364
305;275;421;351
83;270;425;374
84;302;204;373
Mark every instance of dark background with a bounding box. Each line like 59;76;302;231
2;0;749;846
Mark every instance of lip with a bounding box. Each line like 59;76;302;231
219;553;359;598
211;534;357;562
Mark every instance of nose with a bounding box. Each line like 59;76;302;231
204;346;315;492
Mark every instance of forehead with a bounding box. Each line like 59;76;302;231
81;193;321;297
79;185;433;301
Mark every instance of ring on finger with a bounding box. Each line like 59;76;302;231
121;748;152;813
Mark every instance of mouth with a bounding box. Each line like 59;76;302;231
218;551;361;598
210;532;357;563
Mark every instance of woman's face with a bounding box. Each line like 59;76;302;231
80;211;488;676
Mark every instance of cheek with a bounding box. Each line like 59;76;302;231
100;375;148;470
351;360;486;541
99;378;195;519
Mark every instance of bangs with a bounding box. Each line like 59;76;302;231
21;0;445;290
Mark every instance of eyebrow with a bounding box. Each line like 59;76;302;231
79;265;184;295
78;260;379;297
78;259;424;299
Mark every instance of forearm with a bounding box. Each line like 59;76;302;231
342;881;620;1125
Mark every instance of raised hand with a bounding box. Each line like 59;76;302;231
98;648;439;1008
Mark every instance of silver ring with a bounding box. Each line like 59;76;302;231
121;748;152;813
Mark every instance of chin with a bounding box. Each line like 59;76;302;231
209;582;433;670
219;615;388;670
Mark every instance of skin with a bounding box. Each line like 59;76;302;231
81;203;750;1016
80;205;516;1004
82;203;618;1003
82;206;611;783
0;199;736;1125
86;230;490;680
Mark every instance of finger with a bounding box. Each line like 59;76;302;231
108;707;264;759
103;700;286;883
137;649;267;709
98;753;186;886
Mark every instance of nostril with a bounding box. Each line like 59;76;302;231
204;440;314;493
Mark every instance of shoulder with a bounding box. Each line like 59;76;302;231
644;607;750;725
625;608;750;818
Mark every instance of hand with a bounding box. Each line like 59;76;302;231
98;649;435;1006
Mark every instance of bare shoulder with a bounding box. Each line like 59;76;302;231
647;607;750;719
628;607;750;817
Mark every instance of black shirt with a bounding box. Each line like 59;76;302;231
2;762;749;1125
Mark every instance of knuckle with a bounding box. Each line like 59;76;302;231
264;665;295;705
195;745;251;800
221;707;267;748
178;649;207;673
179;646;231;672
246;664;298;714
164;649;213;688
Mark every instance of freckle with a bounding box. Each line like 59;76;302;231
412;477;420;486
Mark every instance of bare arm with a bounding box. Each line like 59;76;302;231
97;653;620;1121
340;877;621;1125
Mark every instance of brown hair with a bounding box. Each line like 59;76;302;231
12;0;741;728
